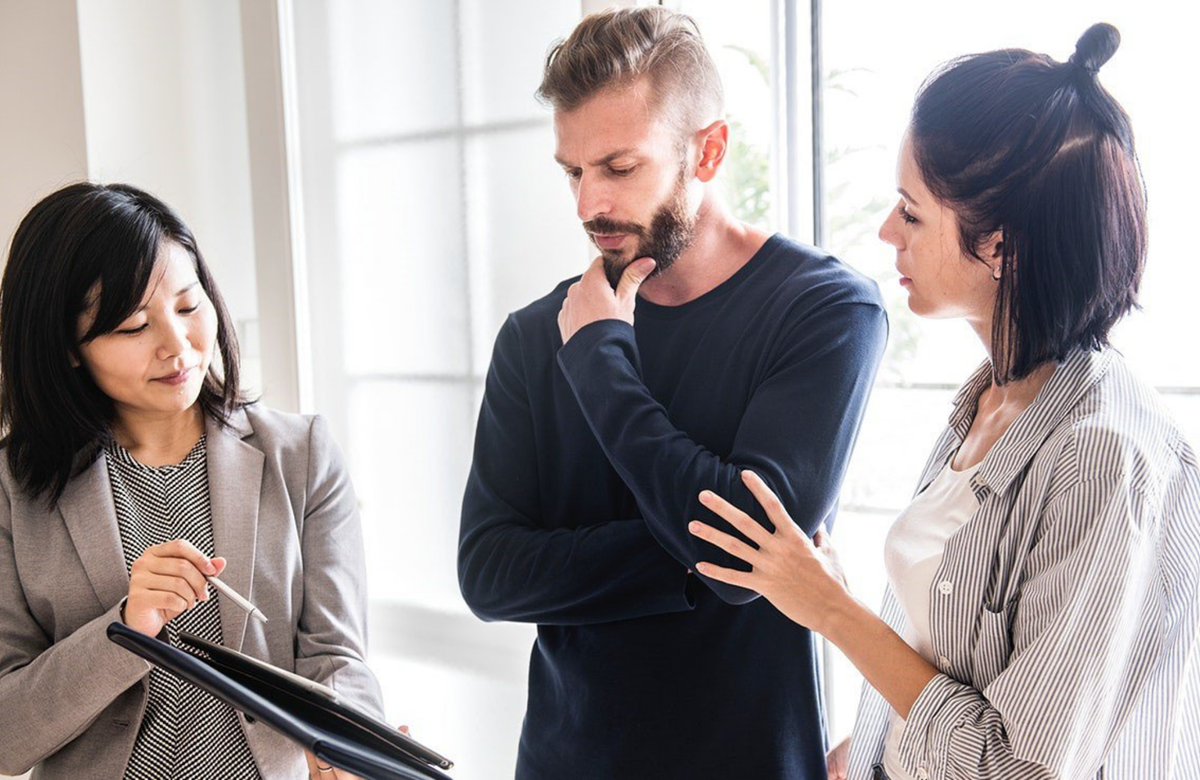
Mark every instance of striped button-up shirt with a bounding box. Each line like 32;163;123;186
846;347;1200;780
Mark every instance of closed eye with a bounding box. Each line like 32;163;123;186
899;204;918;225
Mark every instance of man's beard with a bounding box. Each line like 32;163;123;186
583;175;697;289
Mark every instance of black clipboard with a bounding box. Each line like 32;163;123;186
107;621;454;780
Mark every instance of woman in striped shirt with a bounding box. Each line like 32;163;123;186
688;23;1200;780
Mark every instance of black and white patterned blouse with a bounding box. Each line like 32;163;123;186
106;435;261;780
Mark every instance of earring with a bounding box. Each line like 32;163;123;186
991;265;1002;281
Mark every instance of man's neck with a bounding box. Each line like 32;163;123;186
638;195;772;307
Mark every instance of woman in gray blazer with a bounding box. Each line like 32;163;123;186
0;183;384;779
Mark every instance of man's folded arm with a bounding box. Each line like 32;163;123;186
458;315;695;626
556;301;888;605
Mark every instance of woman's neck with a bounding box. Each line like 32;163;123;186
967;313;1057;414
110;405;206;467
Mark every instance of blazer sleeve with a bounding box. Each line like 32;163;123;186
0;477;150;775
291;415;387;719
893;468;1173;780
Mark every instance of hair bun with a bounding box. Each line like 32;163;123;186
1070;23;1120;74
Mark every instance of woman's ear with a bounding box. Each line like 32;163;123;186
983;230;1008;280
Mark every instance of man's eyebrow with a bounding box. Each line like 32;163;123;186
554;148;639;168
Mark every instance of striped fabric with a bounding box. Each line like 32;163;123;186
846;347;1200;780
106;436;261;780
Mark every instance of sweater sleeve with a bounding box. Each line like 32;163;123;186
556;301;888;604
458;315;696;626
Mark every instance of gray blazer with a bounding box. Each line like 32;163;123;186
0;405;384;779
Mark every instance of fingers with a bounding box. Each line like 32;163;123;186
303;750;323;779
688;520;761;566
304;750;344;779
826;735;851;779
136;573;205;608
141;589;193;614
616;257;655;300
134;552;210;601
151;538;217;576
693;560;755;589
741;471;801;535
814;528;841;560
696;489;773;546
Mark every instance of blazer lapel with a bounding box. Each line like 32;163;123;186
206;409;264;651
59;454;130;610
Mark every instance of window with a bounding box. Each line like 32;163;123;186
291;1;585;774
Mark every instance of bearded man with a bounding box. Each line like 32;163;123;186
458;8;888;780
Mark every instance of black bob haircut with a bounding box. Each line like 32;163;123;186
910;22;1147;384
0;182;246;504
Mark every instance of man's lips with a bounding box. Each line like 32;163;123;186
591;233;628;250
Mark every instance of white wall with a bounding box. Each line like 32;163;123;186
0;0;89;260
76;0;261;390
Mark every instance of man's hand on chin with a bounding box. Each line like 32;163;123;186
558;256;656;344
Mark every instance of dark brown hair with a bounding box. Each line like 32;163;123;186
910;23;1146;383
0;182;247;503
536;6;723;136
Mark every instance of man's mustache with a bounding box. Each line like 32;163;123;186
583;217;646;237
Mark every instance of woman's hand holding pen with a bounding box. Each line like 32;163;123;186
123;538;226;637
688;470;853;636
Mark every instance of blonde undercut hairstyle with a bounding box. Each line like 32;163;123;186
536;6;724;140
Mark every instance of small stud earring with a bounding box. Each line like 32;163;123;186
991;266;1002;281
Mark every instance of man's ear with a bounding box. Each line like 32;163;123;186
694;119;728;183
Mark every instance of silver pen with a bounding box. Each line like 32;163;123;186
206;575;268;623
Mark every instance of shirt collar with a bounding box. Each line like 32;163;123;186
946;347;1116;499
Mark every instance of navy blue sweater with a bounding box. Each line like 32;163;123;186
459;234;887;779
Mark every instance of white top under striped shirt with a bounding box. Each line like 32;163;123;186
846;347;1200;780
106;436;261;780
881;458;981;780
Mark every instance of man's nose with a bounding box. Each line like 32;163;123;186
575;173;609;224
